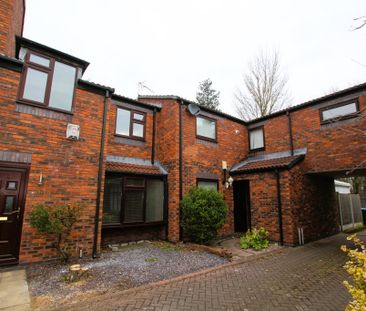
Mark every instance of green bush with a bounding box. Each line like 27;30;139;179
240;227;270;251
181;187;228;244
30;204;80;262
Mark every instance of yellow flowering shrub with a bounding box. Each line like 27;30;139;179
341;234;366;311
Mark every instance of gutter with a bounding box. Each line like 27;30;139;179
179;100;184;240
92;89;110;258
287;110;294;156
151;107;156;164
275;169;284;246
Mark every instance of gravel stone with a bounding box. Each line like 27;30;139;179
26;242;228;308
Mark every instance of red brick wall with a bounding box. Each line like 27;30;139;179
249;94;366;174
181;106;247;235
0;0;24;57
0;65;106;263
139;98;181;242
233;170;296;245
289;163;339;243
140;98;248;239
106;101;154;160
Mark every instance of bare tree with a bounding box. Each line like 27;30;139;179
353;15;366;30
234;50;290;121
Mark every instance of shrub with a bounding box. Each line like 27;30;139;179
341;234;366;311
29;204;80;263
181;187;228;244
240;227;270;251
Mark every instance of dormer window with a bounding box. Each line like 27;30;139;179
18;51;77;112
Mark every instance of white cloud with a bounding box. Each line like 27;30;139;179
24;0;366;116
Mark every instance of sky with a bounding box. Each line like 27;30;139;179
24;1;366;117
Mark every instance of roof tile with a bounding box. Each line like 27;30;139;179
106;162;162;175
232;155;304;173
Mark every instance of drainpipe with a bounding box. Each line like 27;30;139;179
178;100;184;241
92;89;110;259
286;110;294;156
151;107;156;165
275;169;284;246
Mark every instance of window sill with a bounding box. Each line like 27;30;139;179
195;135;217;144
114;134;145;142
16;99;74;115
249;147;265;153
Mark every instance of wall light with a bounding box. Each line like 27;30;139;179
222;161;227;185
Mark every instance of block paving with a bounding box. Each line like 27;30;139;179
49;232;355;311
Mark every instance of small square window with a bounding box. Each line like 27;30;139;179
196;116;216;141
134;113;144;121
29;54;50;67
6;181;17;190
197;179;218;191
249;127;264;151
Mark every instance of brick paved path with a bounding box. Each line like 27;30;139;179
52;233;355;311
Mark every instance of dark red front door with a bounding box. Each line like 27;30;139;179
0;168;27;265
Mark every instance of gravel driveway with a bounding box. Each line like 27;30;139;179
26;242;228;309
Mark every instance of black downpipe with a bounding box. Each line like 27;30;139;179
287;110;294;156
178;100;183;241
151;107;156;165
275;169;284;246
92;89;109;258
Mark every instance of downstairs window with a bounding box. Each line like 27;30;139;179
103;176;165;226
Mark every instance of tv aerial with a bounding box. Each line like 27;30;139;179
138;81;154;96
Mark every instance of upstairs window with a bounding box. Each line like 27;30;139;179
18;51;77;112
320;101;359;123
249;126;264;151
116;107;146;140
196;115;217;141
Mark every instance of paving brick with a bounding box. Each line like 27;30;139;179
48;232;355;311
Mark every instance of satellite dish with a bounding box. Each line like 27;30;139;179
188;103;201;116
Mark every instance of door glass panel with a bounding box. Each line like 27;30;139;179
6;181;17;190
103;178;122;224
124;190;144;223
4;196;15;213
23;68;48;103
146;179;164;222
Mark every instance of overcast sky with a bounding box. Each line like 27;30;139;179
24;1;366;117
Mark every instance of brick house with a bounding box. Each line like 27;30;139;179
0;0;365;265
